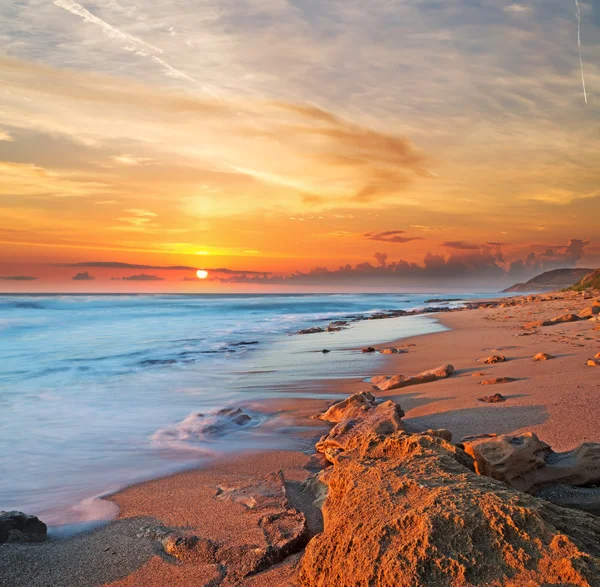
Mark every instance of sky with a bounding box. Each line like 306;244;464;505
0;0;599;292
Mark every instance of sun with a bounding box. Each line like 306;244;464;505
196;269;209;280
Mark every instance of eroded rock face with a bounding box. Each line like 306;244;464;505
298;432;600;587
461;432;600;493
373;364;454;392
0;511;47;543
316;399;405;461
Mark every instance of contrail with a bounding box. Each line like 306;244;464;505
575;0;588;104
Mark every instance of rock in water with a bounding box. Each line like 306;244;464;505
0;511;47;543
298;432;600;587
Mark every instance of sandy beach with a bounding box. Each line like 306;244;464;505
2;290;600;586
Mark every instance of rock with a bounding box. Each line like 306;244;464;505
480;377;516;385
298;430;600;587
362;347;376;353
588;359;600;367
316;399;405;460
462;432;600;493
379;348;399;354
471;372;486;377
321;349;330;354
373;364;454;392
483;355;506;364
153;407;252;443
318;391;377;423
137;525;216;562
301;469;330;508
297;327;325;335
579;306;600;318
478;393;506;403
417;428;453;442
533;352;554;361
536;484;600;517
0;511;47;543
595;352;600;359
216;471;288;510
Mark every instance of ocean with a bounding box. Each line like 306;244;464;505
0;292;493;533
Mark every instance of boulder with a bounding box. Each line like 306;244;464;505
298;431;600;587
588;359;600;367
316;400;405;460
480;377;516;385
321;349;330;354
318;391;377;423
362;347;376;353
533;352;554;361
373;364;454;392
0;511;47;543
461;432;600;493
478;393;506;403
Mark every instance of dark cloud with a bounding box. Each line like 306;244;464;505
118;274;165;281
0;275;39;281
72;271;94;281
217;238;591;289
365;230;422;244
441;241;480;250
486;242;507;247
61;262;269;275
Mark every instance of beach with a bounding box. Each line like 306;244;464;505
2;289;600;586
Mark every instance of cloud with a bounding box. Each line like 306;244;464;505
0;275;39;281
365;231;423;244
441;241;480;250
216;238;591;288
61;261;270;275
0;130;13;142
72;271;94;280
118;274;165;281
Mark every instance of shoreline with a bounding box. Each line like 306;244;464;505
2;289;600;586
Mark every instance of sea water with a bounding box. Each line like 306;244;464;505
0;293;491;530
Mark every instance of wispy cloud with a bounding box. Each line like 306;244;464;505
365;231;422;244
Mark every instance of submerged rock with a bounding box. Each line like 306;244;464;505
0;511;47;543
373;364;454;391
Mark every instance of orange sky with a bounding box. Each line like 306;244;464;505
1;1;599;292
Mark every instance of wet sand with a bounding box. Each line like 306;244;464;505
2;291;599;586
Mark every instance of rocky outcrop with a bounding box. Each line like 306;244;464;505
299;430;600;587
461;432;600;493
372;364;454;392
525;313;585;329
315;394;405;461
0;511;47;543
139;471;309;582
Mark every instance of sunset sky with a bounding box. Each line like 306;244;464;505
1;0;599;291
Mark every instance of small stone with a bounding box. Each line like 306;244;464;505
533;352;554;362
478;393;506;403
483;355;506;364
480;377;517;385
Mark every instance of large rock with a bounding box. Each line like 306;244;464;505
316;399;405;461
373;364;454;392
461;432;600;492
298;431;600;587
0;511;47;543
318;391;377;423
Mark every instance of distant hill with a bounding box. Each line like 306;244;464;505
568;269;600;291
503;268;595;292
